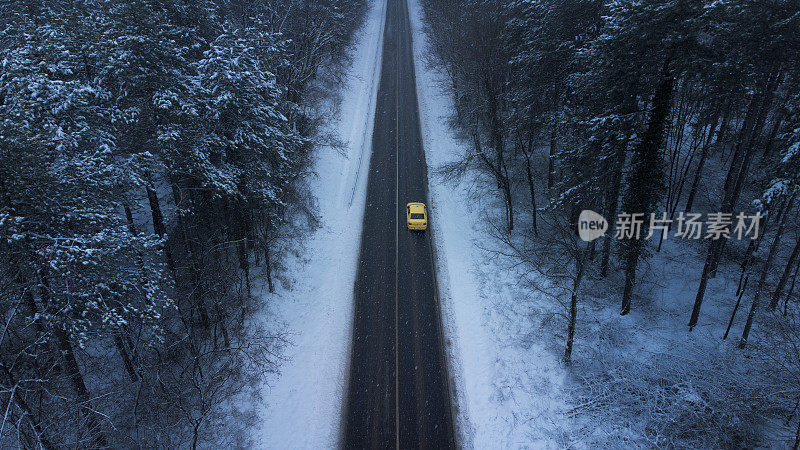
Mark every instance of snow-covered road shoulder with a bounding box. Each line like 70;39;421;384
254;0;386;447
408;0;569;446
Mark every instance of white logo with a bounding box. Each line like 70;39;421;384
578;210;608;242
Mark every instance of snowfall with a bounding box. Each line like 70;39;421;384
253;0;780;447
252;0;565;446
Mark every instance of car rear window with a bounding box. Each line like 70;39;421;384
410;213;425;220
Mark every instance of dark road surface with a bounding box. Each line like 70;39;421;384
343;0;456;448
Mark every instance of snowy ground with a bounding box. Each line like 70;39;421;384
409;1;570;447
254;0;783;447
253;0;386;447
410;0;785;446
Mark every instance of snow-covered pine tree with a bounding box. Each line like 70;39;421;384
0;4;171;445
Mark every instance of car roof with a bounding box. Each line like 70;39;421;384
407;202;425;213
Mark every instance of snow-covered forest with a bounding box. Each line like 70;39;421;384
4;0;800;447
0;0;366;447
417;0;800;446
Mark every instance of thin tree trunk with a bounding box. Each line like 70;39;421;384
264;238;275;293
548;81;560;192
503;179;514;231
714;98;734;159
564;249;588;365
37;270;108;447
172;184;211;329
739;193;794;347
770;236;800;310
0;364;56;450
689;248;715;330
146;186;176;275
723;76;775;197
784;258;800;315
599;233;613;278
146;186;166;237
55;327;108;447
735;201;777;297
213;303;230;348
548;130;556;192
123;201;137;234
710;73;780;276
621;258;635;315
523;149;537;235
685;109;722;212
120;201;143;381
485;78;512;231
233;196;252;296
724;275;747;340
722;94;759;195
114;333;138;382
564;289;578;365
762;112;784;158
693;91;772;326
192;421;201;450
238;238;251;297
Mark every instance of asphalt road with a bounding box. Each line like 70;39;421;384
343;0;456;447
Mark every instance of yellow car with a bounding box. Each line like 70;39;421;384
406;202;428;231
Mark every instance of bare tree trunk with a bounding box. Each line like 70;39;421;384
502;177;514;232
735;200;778;296
192;420;201;450
214;303;230;348
37;270;108;447
685;108;722;212
233;195;252;297
120;201;143;381
770;236;800;310
548;130;556;192
114;333;138;382
55;327;108;447
714;100;734;159
548;81;560;192
709;73;780;276
0;364;56;450
658;115;706;252
762;112;784;158
724;275;748;340
146;186;176;275
264;241;275;294
739;193;794;347
722;74;776;198
123;201;137;234
484;77;513;231
621;258;635;315
691;93;769;328
728;76;776;196
238;238;251;297
564;249;588;365
564;289;579;364
522;140;538;235
689;250;715;331
722;94;759;195
146;186;166;237
784;259;800;315
171;184;211;329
